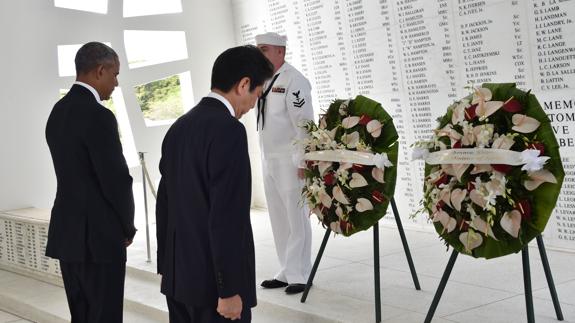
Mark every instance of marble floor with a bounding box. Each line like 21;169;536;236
0;207;574;322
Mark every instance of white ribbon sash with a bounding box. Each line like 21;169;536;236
426;148;523;165
304;149;392;168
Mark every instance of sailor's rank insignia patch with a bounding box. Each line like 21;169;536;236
292;90;305;108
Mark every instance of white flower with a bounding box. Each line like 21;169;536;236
472;87;493;104
473;124;494;148
500;210;522;238
461;121;475;146
520;149;550;172
451;100;470;125
339;100;350;116
372;167;385;183
330;221;342;234
333;186;350;205
373;153;393;169
411;147;429;160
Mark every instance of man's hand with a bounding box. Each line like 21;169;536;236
123;239;133;247
297;168;305;179
217;295;242;320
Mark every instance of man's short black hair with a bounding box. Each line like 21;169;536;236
211;45;274;92
75;42;118;75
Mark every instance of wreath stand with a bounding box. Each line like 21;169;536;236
300;198;421;323
424;235;564;323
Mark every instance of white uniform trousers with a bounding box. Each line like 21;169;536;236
262;157;312;284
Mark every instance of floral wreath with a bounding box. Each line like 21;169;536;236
415;83;564;258
301;95;399;236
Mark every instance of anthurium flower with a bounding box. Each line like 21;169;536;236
352;164;365;172
524;169;557;191
472;87;493;104
512;114;540;133
319;190;332;208
434;210;456;233
492;134;515;150
491;164;512;174
341;131;360;148
311;207;324;221
338;100;350;116
335;205;344;219
470;216;497;240
372;167;385;183
349;172;368;188
330;221;342;234
333;186;350;204
450;188;467;211
452;164;470;182
439;187;452;207
355;198;374;212
470;189;487;208
528;142;545;155
342;116;360;129
459;230;483;252
500;210;522;238
470;164;492;175
366;119;383;138
319;116;327;129
318;161;332;176
476;100;504;121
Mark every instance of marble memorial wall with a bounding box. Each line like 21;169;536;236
231;0;575;251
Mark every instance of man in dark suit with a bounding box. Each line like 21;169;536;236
156;45;273;323
45;42;136;323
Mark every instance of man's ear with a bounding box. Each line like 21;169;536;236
236;77;251;95
94;64;105;80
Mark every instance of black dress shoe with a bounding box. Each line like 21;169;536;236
285;283;307;294
260;279;288;289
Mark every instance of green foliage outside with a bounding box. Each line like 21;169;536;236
135;75;184;121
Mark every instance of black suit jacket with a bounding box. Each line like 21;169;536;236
156;97;256;308
45;84;136;263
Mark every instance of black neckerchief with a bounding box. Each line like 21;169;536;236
257;73;280;131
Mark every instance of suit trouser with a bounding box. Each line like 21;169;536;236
59;260;126;323
262;158;312;284
166;296;252;323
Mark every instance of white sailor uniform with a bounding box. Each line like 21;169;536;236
257;62;314;284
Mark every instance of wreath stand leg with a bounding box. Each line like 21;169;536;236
523;245;535;323
391;198;421;290
300;227;331;303
536;236;564;321
301;198;422;323
374;223;382;323
425;235;564;323
424;249;459;323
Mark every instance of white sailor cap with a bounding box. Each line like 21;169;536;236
255;32;287;47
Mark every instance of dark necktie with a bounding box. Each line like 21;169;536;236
257;73;280;131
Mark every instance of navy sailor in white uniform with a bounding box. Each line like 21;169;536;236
255;32;314;295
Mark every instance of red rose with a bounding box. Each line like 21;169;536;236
492;164;513;174
435;173;449;186
323;172;336;186
359;115;372;126
340;220;353;233
371;190;386;204
465;104;477;120
528;142;545;156
306;160;315;169
503;98;523;112
517;200;532;221
453;141;462;149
